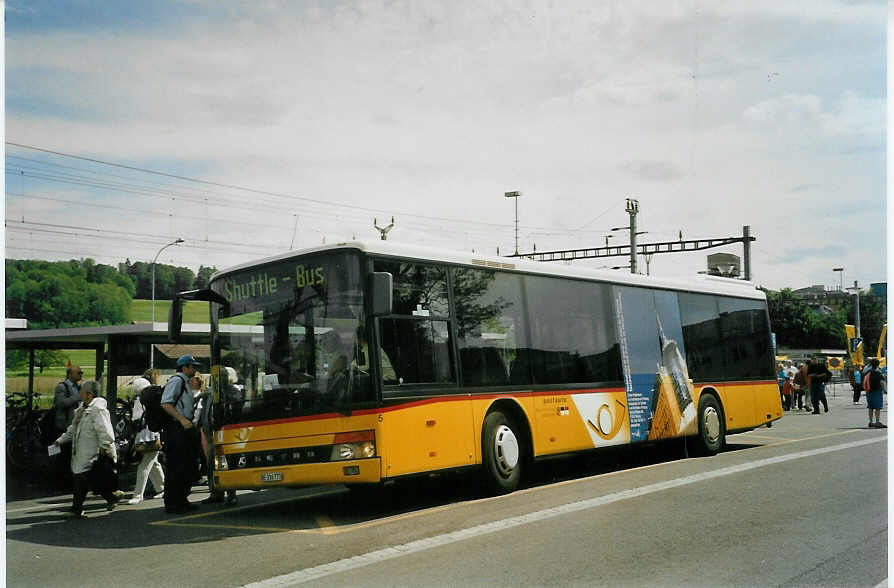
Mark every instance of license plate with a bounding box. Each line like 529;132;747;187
260;472;283;482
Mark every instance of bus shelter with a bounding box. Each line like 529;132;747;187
5;322;211;417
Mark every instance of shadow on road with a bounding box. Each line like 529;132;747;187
7;438;760;550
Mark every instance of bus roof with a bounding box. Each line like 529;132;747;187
211;240;765;300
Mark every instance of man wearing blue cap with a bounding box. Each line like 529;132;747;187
161;355;202;514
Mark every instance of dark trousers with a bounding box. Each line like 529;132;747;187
163;424;200;510
811;382;828;413
56;443;73;489
853;384;862;403
72;462;116;511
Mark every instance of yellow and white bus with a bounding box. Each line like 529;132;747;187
170;241;781;494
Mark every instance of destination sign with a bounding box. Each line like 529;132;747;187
221;263;326;304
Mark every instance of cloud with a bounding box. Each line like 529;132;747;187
619;160;684;182
3;1;887;290
743;91;884;142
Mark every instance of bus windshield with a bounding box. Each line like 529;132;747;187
210;251;371;425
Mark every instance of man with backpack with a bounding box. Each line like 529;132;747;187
160;355;202;514
807;357;832;414
52;365;83;489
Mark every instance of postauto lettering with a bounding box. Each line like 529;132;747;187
223;264;325;302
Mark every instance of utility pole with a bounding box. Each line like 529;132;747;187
626;199;639;274
742;225;752;281
504;191;521;255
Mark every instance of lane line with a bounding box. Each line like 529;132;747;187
244;436;885;587
303;428;873;536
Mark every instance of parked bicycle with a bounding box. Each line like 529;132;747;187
6;392;46;471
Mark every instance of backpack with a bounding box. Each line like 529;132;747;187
141;376;187;433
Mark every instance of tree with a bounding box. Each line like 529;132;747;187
5;259;132;328
194;265;217;289
764;289;812;348
846;291;887;357
6;349;67;373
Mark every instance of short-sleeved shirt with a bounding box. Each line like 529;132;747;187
161;372;193;420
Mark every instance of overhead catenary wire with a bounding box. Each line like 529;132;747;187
6;142;615;236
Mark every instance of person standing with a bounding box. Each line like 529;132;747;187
51;380;119;518
850;364;864;404
792;363;808;410
52;365;84;489
127;377;165;504
777;363;787;406
866;358;887;428
160;355;202;514
808;358;832;414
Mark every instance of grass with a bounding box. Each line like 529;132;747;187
6;298;259;394
129;299;211;323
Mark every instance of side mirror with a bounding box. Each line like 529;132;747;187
369;272;393;316
168;295;184;342
168;288;228;342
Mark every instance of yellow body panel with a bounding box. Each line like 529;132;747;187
714;382;755;430
212;381;780;490
380;399;475;476
216;458;381;489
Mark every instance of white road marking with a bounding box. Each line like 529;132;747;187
244;436;885;587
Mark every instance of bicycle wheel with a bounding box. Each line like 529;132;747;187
6;425;37;471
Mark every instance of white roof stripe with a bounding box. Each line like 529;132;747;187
211;240;764;300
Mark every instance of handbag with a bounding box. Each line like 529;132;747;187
89;453;119;494
133;439;162;454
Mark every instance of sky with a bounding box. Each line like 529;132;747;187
3;0;887;292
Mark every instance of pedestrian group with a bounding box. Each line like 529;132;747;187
50;354;237;518
777;356;886;428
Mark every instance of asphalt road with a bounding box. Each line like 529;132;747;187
6;386;888;587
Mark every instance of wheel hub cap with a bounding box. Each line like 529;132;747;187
703;406;720;443
494;425;519;477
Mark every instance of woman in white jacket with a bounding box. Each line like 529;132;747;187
128;377;165;504
52;380;119;518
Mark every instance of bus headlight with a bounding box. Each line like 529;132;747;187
330;431;376;461
214;455;229;471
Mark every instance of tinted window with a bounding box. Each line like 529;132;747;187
378;318;453;386
453;268;528;386
374;260;449;317
524;276;622;385
719;297;774;379
374;260;455;389
678;293;725;381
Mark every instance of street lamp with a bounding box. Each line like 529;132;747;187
833;267;844;291
151;238;184;369
846;280;862;339
504;191;521;255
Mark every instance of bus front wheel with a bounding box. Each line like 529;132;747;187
481;411;524;494
694;393;725;456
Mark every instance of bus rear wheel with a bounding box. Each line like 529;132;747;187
481;411;524;494
693;393;725;456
